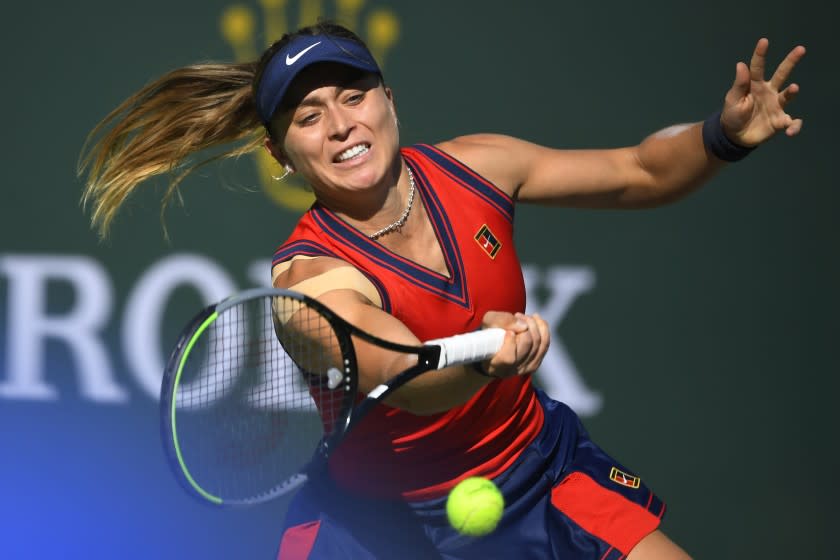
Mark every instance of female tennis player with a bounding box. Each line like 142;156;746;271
80;21;805;560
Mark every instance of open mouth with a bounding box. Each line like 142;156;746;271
334;143;370;163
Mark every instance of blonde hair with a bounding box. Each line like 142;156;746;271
78;62;263;238
78;22;373;238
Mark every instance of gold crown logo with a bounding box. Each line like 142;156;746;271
220;0;400;211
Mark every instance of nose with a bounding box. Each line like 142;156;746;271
327;106;354;141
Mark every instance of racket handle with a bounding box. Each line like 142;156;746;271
425;328;506;369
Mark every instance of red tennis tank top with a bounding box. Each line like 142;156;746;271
272;144;544;500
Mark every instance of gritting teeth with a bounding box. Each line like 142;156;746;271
337;144;369;162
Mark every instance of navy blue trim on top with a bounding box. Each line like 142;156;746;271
272;239;333;266
309;161;471;309
271;238;392;313
412;144;514;223
401;154;469;306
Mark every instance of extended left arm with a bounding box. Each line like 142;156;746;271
642;38;806;204
449;38;806;209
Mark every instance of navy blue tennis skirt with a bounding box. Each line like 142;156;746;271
277;390;665;559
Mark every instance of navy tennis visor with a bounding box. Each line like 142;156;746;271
256;35;382;126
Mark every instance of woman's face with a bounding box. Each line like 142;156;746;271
270;64;400;203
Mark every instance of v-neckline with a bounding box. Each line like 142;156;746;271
309;157;470;308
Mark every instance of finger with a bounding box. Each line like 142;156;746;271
487;329;519;378
778;83;800;108
517;314;541;368
482;311;527;332
729;61;751;100
528;314;550;371
514;313;550;374
532;313;549;342
749;37;770;82
510;315;531;364
776;113;794;130
770;45;806;91
786;118;803;137
512;328;534;373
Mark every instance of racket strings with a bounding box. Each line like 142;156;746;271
172;295;349;503
272;298;347;437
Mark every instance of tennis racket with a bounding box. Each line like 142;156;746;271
160;287;505;507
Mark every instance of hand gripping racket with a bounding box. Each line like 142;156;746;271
160;288;504;506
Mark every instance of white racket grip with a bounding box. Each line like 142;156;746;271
424;328;506;369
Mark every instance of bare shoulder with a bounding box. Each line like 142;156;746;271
272;256;382;308
436;133;526;166
434;134;546;197
272;255;346;288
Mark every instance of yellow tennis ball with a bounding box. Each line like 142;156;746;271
446;477;504;537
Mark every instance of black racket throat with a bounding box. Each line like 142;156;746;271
340;346;441;431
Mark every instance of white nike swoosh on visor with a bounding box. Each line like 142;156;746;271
285;42;322;65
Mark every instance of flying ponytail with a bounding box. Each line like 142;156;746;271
78;21;371;238
78;62;263;238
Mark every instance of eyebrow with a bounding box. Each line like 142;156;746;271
296;75;373;108
296;95;328;108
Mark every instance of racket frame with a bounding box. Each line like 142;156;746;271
160;288;465;506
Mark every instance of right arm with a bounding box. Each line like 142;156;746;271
273;257;548;415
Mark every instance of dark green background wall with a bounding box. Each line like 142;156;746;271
1;1;836;558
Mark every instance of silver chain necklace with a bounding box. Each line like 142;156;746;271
367;167;416;240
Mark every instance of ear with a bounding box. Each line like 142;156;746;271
263;136;294;172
